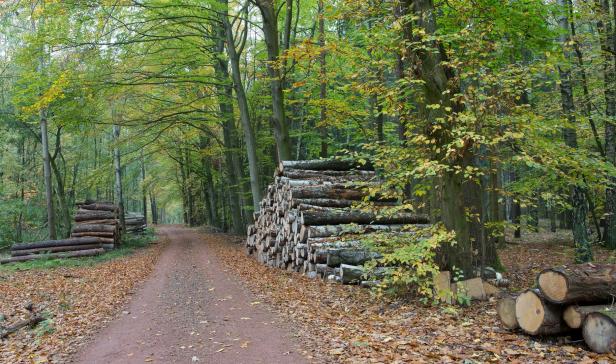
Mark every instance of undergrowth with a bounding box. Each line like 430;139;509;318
0;228;157;272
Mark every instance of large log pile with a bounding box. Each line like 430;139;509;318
0;201;119;264
497;263;616;354
245;159;429;282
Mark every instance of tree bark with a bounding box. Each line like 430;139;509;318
564;304;615;329
1;248;105;265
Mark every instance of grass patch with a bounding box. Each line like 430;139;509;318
0;228;157;272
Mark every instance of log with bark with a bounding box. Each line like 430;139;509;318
299;205;428;226
537;263;616;304
11;243;102;257
582;310;616;354
564;304;616;329
515;289;570;335
11;237;111;251
278;159;374;172
74;210;117;222
76;202;119;212
0;315;44;339
71;224;117;233
1;248;105;264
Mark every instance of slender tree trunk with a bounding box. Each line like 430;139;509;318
557;0;592;262
40;109;57;240
255;0;292;161
112;124;126;233
318;0;328;158
140;150;148;224
150;193;158;225
220;1;262;211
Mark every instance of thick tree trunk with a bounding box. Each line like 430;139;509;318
538;264;616;304
213;33;244;233
71;224;116;233
11;237;110;251
597;0;616;248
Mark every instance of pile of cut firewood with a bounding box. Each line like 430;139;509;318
246;159;430;283
0;201;120;264
497;263;616;354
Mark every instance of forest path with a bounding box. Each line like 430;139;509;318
73;225;305;364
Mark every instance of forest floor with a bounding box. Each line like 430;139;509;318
1;225;616;363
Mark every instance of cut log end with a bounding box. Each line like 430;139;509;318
516;290;545;335
564;306;583;329
497;297;519;330
583;312;616;354
537;270;567;303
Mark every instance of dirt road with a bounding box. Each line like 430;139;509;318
73;226;306;364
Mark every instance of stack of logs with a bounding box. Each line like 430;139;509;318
246;159;429;284
497;263;616;354
125;213;147;234
0;201;120;264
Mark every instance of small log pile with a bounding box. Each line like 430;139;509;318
0;201;119;264
246;159;430;283
497;263;616;354
71;201;121;246
125;213;147;233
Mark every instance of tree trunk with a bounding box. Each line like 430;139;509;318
112;124;126;233
255;0;292;161
12;237;111;251
557;0;592;262
280;159;373;172
140;150;148;225
40;110;57;240
318;0;328;158
150;193;158;225
220;0;262;211
497;296;519;330
597;0;616;248
213;32;244;233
